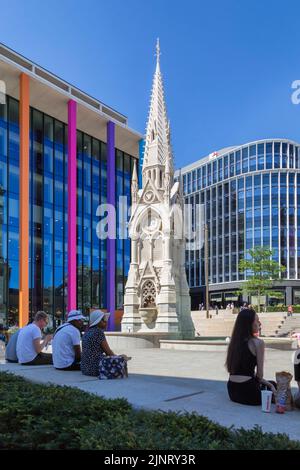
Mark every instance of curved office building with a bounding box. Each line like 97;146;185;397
176;139;300;309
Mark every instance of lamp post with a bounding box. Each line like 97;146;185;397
204;224;209;319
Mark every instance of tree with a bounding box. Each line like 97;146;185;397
238;247;285;313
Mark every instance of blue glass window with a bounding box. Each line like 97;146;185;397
282;143;287;168
0;115;7;158
289;174;295;207
246;187;252;209
192;170;197;191
257;143;265;170
249;144;256;171
187;172;191;193
242;147;249;173
271;173;278;209
224;155;229;179
289;145;294;168
274;142;280;169
197;168;201;190
9;164;19;194
236;150;241;175
266;142;272;169
218;159;223;181
202;166;207;187
207;164;212;186
254;175;261;207
183;174;187;194
238;177;244;190
254;228;261;246
296;147;300;169
8;99;19;163
229;152;235;177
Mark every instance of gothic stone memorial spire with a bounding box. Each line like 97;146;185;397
122;40;194;338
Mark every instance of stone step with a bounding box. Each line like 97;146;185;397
276;316;300;337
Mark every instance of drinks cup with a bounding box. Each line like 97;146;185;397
261;390;273;412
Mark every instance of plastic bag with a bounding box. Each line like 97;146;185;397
275;371;293;412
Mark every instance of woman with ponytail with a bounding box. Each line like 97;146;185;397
226;308;276;405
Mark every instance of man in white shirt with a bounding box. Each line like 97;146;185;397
16;312;53;365
52;310;84;371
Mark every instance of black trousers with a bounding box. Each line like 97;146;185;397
55;362;81;371
294;363;300;382
21;352;53;366
227;378;277;406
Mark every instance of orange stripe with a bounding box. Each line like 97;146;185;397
19;73;30;327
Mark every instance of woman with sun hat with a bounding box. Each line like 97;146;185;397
81;310;130;378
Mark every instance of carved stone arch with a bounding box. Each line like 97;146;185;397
151;229;164;261
170;203;183;240
132;205;163;237
139;232;150;264
141;280;156;308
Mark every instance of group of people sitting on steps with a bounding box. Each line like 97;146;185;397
3;306;300;404
5;310;130;379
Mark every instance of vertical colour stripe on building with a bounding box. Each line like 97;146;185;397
107;121;116;331
19;73;30;327
67;100;77;312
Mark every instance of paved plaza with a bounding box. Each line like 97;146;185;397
1;347;300;442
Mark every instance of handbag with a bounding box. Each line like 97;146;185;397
99;355;128;380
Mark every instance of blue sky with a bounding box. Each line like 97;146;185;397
1;0;300;169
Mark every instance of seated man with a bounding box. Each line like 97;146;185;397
16;312;53;365
5;328;21;363
0;324;6;343
52;310;84;371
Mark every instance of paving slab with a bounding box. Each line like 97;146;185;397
1;348;300;441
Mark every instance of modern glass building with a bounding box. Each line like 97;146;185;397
0;43;142;328
176;139;300;309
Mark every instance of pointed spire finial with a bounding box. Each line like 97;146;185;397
131;159;138;205
156;38;161;64
142;38;174;186
132;159;138;182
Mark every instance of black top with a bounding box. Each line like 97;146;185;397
81;327;106;376
232;340;257;377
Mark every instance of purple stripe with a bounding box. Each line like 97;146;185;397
67;100;77;312
107;121;115;331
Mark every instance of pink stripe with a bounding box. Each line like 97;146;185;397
68;100;77;312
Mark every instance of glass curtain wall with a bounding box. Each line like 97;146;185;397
0;94;136;326
116;150;133;311
0;97;7;325
183;140;300;290
30;111;68;327
0;97;20;326
77;131;98;317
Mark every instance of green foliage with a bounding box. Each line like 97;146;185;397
0;372;130;450
238;247;285;312
265;305;300;313
0;372;300;450
7;326;19;335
